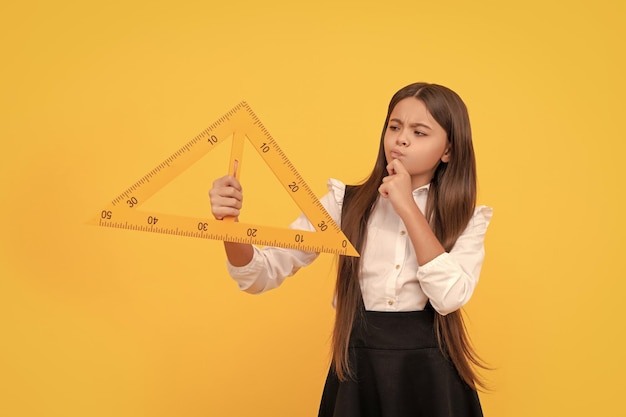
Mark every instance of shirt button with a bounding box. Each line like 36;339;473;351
395;265;400;270
400;230;406;235
387;300;394;306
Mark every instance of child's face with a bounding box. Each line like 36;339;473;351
383;97;451;189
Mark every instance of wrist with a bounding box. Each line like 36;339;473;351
397;200;423;221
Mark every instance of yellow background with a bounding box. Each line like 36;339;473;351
1;0;624;416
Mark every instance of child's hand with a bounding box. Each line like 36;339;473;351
378;159;415;214
209;175;243;220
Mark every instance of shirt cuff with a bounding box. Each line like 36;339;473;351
417;252;475;315
417;251;450;273
226;248;265;292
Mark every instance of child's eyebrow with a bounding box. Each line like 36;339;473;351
389;118;432;130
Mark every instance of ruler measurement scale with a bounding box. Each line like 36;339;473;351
91;102;359;257
97;211;351;255
109;105;241;208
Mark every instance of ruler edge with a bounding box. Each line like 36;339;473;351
239;103;344;235
90;211;359;257
107;102;246;207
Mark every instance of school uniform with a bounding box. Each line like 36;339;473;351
317;304;483;417
227;179;493;416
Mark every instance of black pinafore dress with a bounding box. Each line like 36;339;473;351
317;304;483;417
318;185;483;417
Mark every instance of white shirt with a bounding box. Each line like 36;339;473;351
227;179;493;315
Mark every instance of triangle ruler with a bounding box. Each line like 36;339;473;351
88;101;359;257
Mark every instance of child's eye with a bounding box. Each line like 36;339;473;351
389;125;400;131
414;131;426;136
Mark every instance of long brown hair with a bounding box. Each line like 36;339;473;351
332;82;488;390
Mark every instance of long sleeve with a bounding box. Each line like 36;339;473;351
416;205;493;315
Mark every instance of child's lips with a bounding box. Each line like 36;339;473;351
390;150;403;159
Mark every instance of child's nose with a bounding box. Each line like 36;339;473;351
397;131;409;146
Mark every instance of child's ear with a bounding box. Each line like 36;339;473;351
441;145;452;163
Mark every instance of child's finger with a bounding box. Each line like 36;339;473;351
389;159;408;175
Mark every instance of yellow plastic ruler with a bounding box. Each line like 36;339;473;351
89;102;359;257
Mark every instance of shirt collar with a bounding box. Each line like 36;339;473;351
412;183;431;196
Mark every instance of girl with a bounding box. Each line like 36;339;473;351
209;82;492;417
